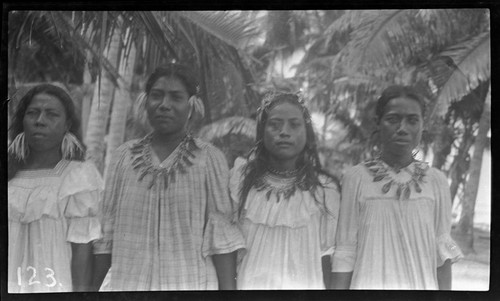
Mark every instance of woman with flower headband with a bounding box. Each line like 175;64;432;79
92;63;245;290
8;83;103;292
331;85;463;290
230;91;340;289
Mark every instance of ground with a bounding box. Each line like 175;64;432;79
451;227;490;291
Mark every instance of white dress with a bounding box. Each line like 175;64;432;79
230;158;340;289
8;160;103;293
332;160;463;289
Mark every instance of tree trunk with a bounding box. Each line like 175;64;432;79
80;51;93;139
456;84;491;251
84;24;121;174
105;40;136;173
431;118;454;170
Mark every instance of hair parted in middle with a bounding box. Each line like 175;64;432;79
238;91;339;218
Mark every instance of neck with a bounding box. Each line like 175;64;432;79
25;148;63;170
268;156;298;173
151;130;186;148
379;151;414;170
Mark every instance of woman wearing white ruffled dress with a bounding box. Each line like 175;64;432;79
7;84;103;293
230;91;340;289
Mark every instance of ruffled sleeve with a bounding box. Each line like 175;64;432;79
60;161;104;244
319;177;340;257
92;143;130;254
430;168;464;266
331;165;364;273
202;145;246;258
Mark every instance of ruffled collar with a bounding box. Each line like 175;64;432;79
130;133;200;189
363;159;429;200
16;160;70;178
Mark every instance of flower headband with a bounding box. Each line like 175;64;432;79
256;90;310;126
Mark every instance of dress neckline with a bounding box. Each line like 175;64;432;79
16;160;70;178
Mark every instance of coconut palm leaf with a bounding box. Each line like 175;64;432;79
336;10;411;71
197;116;256;142
179;11;260;49
430;31;490;118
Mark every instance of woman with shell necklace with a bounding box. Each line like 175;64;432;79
230;91;340;289
92;63;245;291
331;85;463;290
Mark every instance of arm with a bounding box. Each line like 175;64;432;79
212;251;238;290
92;254;111;291
330;167;362;289
322;255;332;289
71;243;93;292
331;272;352;289
437;259;452;290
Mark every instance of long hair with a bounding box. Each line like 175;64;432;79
238;93;339;218
8;83;85;180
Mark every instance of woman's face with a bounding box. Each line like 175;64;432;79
146;76;190;136
378;96;423;157
23;93;69;154
263;102;307;163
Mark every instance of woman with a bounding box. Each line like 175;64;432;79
8;83;103;292
92;63;246;291
230;91;340;289
331;85;463;290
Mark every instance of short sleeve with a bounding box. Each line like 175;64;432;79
319;179;340;257
61;161;104;244
93;143;129;254
431;168;464;266
331;165;364;273
201;145;246;258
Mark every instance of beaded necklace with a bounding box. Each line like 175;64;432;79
129;133;200;189
254;166;307;201
364;159;428;200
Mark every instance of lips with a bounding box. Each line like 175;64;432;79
155;115;174;121
276;141;294;147
30;132;47;138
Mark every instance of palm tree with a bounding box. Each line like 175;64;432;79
296;9;490;250
8;10;262;173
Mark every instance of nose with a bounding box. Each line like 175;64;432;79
34;112;47;126
396;120;409;135
279;124;291;137
158;96;172;110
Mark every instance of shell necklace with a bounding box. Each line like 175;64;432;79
364;159;428;200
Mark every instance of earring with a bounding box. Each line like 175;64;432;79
61;132;84;160
8;132;29;162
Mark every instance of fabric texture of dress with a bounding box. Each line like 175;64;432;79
230;158;340;289
8;160;103;293
93;137;246;291
332;160;463;290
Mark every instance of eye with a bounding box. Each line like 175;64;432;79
25;109;37;117
267;120;281;130
290;121;303;128
149;91;163;100
385;115;399;124
408;116;420;125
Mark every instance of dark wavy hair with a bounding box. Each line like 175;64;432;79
145;63;199;97
238;93;339;218
8;83;85;180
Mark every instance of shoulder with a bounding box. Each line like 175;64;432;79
425;165;449;185
194;138;226;160
60;160;104;197
343;162;368;179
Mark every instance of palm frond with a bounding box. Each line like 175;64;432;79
431;31;490;118
197;116;256;141
178;11;260;49
339;10;411;71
